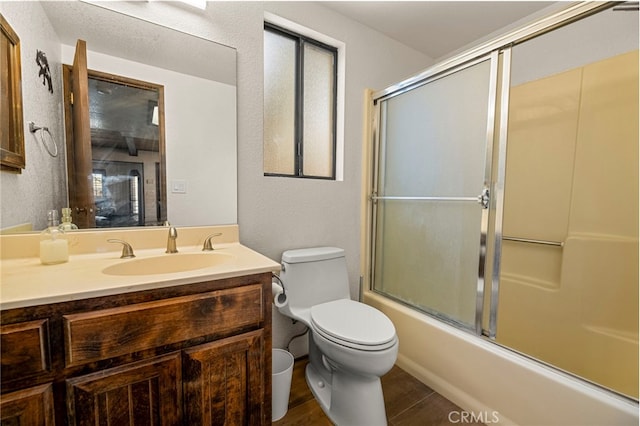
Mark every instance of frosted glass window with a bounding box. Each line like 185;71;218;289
264;30;296;175
302;43;335;177
263;23;337;179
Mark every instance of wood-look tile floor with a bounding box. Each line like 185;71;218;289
273;357;484;426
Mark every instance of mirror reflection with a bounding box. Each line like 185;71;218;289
85;73;165;228
0;1;237;233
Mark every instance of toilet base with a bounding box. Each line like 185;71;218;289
305;362;388;426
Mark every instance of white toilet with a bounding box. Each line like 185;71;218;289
277;247;398;426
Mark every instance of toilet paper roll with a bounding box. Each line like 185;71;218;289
271;281;282;298
271;282;288;307
274;292;288;308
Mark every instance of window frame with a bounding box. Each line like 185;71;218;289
92;169;107;199
264;22;338;180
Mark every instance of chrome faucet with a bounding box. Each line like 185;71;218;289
166;227;178;253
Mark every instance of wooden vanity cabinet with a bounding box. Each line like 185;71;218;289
0;272;273;425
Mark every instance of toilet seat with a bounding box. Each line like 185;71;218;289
310;299;397;351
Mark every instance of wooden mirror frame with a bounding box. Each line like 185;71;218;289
0;14;26;172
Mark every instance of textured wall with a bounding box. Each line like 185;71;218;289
0;2;67;231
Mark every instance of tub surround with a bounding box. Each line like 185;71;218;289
0;225;281;310
365;292;639;426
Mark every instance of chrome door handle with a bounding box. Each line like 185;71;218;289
477;188;490;209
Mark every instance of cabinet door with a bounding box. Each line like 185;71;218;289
67;353;181;426
183;330;264;425
0;383;55;426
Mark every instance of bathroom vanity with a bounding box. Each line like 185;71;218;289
0;225;279;425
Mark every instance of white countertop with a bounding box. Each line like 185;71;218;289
1;242;280;310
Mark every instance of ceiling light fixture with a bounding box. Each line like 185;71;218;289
612;1;639;11
149;0;207;10
180;0;207;10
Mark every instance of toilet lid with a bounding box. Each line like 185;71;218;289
310;299;396;349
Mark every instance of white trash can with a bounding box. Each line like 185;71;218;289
272;348;294;421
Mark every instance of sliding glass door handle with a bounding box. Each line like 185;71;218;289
477;188;490;209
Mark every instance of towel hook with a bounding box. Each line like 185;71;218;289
28;121;58;157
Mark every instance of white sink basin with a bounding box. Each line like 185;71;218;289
102;252;232;276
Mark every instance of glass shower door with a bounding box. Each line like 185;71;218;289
372;55;497;331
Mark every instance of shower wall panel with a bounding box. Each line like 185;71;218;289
497;50;639;398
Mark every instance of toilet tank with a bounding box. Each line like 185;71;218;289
279;247;351;318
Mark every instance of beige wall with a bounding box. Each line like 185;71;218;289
497;50;639;398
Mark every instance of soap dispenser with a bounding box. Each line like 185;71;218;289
59;207;79;231
40;210;69;265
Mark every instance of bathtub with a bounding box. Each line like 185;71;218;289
364;291;638;426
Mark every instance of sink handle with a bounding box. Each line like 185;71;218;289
107;239;136;259
202;233;222;251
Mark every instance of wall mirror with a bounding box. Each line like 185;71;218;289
0;1;237;232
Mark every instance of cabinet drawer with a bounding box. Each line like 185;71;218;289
63;284;263;366
1;319;50;380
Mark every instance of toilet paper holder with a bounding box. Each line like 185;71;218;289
272;273;287;306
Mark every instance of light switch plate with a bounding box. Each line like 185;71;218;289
171;179;187;193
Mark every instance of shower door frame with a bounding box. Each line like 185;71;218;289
365;1;616;338
369;52;499;335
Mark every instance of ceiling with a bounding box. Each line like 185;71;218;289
322;1;556;60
